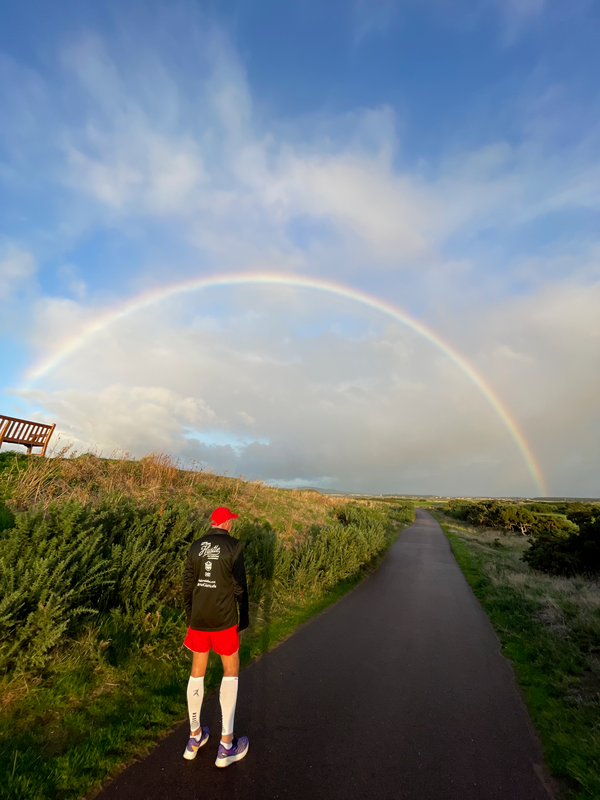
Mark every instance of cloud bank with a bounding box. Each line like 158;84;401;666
1;10;599;497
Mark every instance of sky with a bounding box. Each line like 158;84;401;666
1;0;599;497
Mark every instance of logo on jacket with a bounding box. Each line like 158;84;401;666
204;561;213;577
198;542;221;560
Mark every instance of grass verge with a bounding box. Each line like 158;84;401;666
431;511;600;800
0;500;413;800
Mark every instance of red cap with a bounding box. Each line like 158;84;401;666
210;506;239;525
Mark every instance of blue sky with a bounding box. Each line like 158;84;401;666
1;0;599;496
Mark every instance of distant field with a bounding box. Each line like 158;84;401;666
0;450;414;800
433;507;600;800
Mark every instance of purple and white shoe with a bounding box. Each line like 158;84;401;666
215;736;249;767
183;727;210;760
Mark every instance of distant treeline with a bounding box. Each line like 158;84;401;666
446;499;600;576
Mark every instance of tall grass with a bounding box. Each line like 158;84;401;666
0;448;339;529
0;447;352;551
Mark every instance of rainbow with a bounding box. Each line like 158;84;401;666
25;271;548;495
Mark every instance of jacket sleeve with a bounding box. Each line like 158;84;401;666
182;545;195;625
232;544;250;631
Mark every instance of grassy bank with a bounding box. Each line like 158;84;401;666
0;451;414;800
432;510;600;800
0;449;347;537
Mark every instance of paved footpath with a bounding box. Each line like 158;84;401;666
97;509;554;800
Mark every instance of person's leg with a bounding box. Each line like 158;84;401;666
213;627;248;766
191;650;210;678
188;650;210;736
219;650;239;745
221;649;240;677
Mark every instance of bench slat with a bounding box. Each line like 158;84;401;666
0;415;56;456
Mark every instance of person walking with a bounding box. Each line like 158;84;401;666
182;506;250;767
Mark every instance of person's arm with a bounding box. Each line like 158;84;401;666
232;544;249;632
182;546;195;626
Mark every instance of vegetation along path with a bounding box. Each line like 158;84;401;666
97;508;554;800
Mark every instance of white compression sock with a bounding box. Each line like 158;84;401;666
220;676;238;740
187;676;204;734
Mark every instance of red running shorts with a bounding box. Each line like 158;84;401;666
184;625;239;656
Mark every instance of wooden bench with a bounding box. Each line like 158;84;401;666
0;415;56;456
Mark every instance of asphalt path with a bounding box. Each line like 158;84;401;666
97;509;554;800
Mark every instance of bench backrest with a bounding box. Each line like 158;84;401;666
0;415;56;456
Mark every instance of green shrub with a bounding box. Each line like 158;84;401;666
0;502;14;533
0;452;26;475
446;499;536;534
446;500;600;575
524;508;600;576
0;499;400;678
0;500;197;673
524;501;592;515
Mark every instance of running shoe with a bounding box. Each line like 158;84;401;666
183;727;210;760
215;736;249;767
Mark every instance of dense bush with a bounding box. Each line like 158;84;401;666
0;500;196;672
0;498;401;676
0;502;14;533
523;508;600;576
446;499;540;535
446;499;600;576
523;501;592;515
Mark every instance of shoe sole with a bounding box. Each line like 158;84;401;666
215;742;249;768
183;734;209;760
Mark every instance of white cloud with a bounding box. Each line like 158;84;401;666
57;264;87;300
471;277;600;494
3;27;598;284
43;35;599;282
26;296;93;352
493;344;533;364
0;247;36;299
350;0;550;45
353;0;398;42
3;23;600;497
16;273;600;497
275;151;431;259
67;123;206;214
495;0;546;42
19;384;216;456
68;146;143;209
